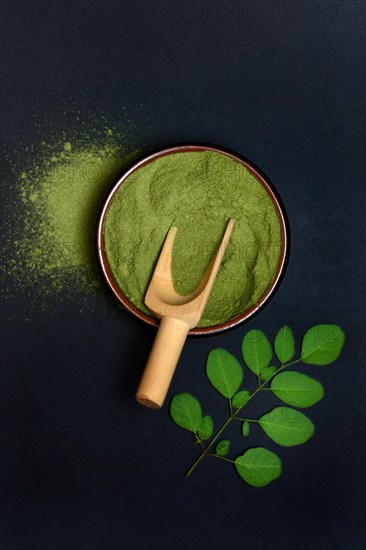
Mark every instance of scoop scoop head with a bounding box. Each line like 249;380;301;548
145;218;235;328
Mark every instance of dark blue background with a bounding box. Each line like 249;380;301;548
1;1;365;549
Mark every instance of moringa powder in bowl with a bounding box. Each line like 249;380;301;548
98;145;288;333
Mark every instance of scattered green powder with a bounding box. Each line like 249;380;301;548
2;124;140;306
103;151;282;327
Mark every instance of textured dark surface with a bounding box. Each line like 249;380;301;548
1;1;365;549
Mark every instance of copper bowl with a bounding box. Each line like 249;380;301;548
96;143;289;335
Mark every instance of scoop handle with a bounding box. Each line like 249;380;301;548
136;317;190;409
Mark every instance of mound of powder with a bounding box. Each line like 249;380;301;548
2;127;139;307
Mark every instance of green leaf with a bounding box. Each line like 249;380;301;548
259;407;314;446
271;372;324;408
232;390;250;409
170;393;202;433
242;420;250;437
259;365;276;381
216;440;230;456
206;349;243;398
274;326;295;363
242;329;272;375
198;415;214;440
301;324;345;365
235;448;282;487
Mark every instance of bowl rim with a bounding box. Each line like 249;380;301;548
96;142;290;336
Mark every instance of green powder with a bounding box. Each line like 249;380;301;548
103;151;282;327
2;123;140;307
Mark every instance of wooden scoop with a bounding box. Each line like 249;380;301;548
136;219;235;409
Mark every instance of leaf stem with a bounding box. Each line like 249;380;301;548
207;453;235;464
194;434;204;451
281;358;301;369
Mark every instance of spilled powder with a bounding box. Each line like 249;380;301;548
2;127;139;307
103;151;282;328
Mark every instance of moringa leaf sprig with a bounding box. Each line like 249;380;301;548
170;324;345;487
